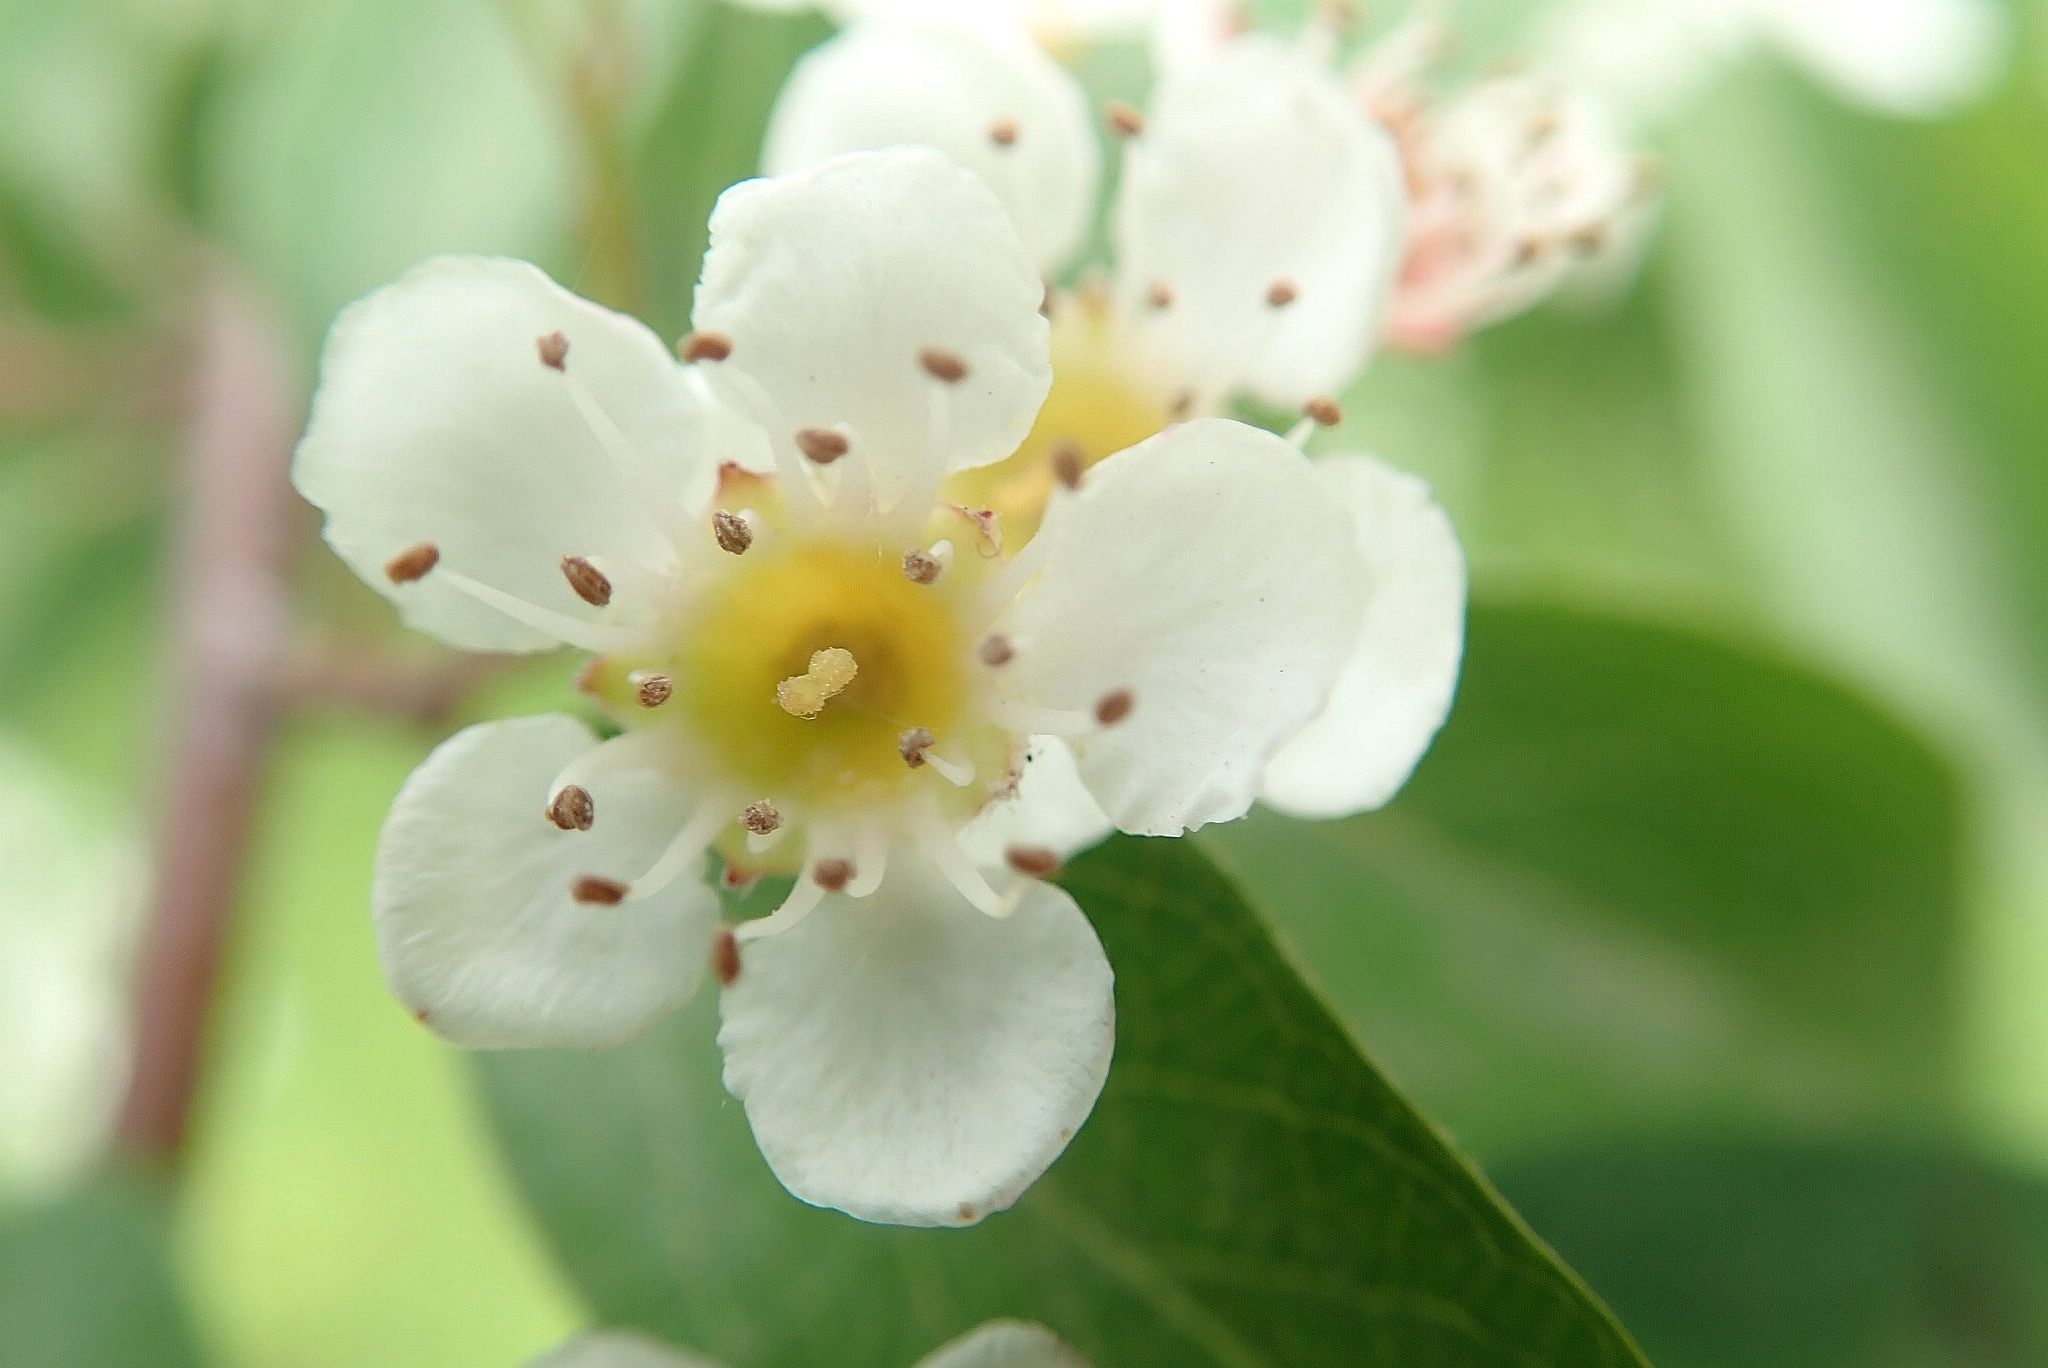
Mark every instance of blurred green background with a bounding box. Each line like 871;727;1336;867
9;0;2048;1364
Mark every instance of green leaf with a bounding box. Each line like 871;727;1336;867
1205;599;1966;1158
0;1177;206;1368
477;835;1647;1368
634;1;832;339
1495;1140;2048;1368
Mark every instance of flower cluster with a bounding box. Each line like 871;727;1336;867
296;147;1464;1227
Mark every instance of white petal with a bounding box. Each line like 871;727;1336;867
1758;0;2005;117
717;857;1113;1227
693;148;1052;508
997;418;1364;836
957;736;1112;868
527;1332;722;1368
1260;454;1466;818
916;1322;1089;1368
374;715;719;1049
295;256;717;653
763;20;1099;274
1112;36;1405;407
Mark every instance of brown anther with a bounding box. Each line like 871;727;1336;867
1569;224;1610;256
536;331;569;370
812;858;854;892
740;800;781;835
678;330;732;363
572;875;629;906
1095;688;1134;726
919;347;968;383
1106;100;1145;137
1513;237;1546;267
383;542;440;584
711;927;742;987
1527;111;1562;145
1266;279;1299;308
796;427;850;464
1146;281;1175;310
547;785;595;831
901;549;941;585
1006;845;1060;878
1169;389;1195;420
720;865;757;892
957;1203;978;1223
573;657;605;695
634;673;672;708
1050;439;1085;490
561;555;612;607
978;634;1015;667
989;117;1019;146
712;509;753;554
898;726;936;768
1304;396;1343;428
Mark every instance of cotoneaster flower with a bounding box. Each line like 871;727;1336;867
537;1320;1085;1368
762;16;1467;818
295;148;1370;1227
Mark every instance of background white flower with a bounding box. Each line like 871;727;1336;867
1543;0;2008;119
294;148;1373;1227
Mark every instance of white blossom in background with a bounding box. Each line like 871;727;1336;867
294;147;1455;1228
764;18;1464;818
1542;0;2007;119
534;1320;1086;1368
0;740;141;1199
1353;20;1654;352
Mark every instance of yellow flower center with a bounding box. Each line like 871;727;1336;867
944;291;1175;544
671;537;972;810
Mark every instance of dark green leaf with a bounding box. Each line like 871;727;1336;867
1496;1139;2048;1368
477;835;1647;1368
0;1176;206;1368
1205;599;1966;1158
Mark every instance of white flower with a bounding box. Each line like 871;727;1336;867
1358;41;1652;352
763;20;1463;816
534;1320;1085;1368
0;739;141;1199
1542;0;2007;119
295;148;1378;1227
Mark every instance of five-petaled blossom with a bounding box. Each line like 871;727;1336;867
533;1320;1085;1368
294;147;1456;1229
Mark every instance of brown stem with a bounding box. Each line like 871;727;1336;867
117;265;298;1167
280;636;523;727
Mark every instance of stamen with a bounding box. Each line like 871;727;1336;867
712;509;753;554
898;726;935;767
910;801;1008;918
546;726;670;811
572;875;628;905
1050;439;1084;490
632;672;672;708
846;828;889;897
1304;395;1343;427
921;748;974;787
560;555;612;607
796;427;850;464
1106;100;1145;137
919;347;968;384
536;331;569;370
776;647;858;718
1266;279;1299;308
1095;689;1135;725
384;542;440;584
546;785;594;831
735;877;825;943
812;857;854;892
627;797;733;900
1146;282;1174;310
902;548;943;584
978;634;1015;667
989;117;1019;146
1006;845;1060;878
678;330;732;363
740;799;781;835
711;927;741;987
436;567;648;655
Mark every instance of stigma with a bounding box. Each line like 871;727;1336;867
776;646;859;718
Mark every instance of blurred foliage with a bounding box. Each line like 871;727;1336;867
478;836;1646;1368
